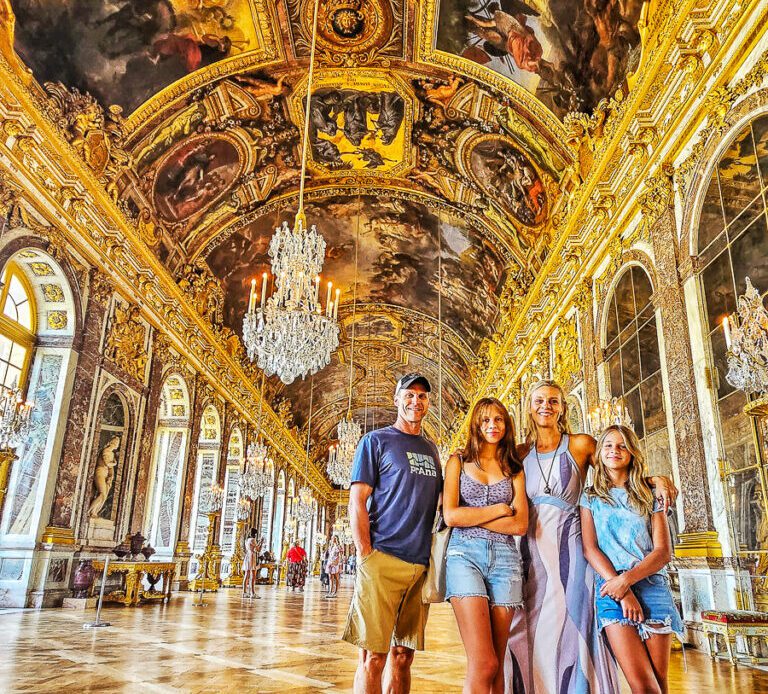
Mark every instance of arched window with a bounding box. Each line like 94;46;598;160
604;266;671;474
146;374;191;556
0;261;36;390
697;113;768;551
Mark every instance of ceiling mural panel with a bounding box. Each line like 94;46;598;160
152;134;244;223
434;0;643;119
205;195;507;353
10;0;270;114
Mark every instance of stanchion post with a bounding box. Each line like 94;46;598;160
194;556;206;608
83;556;112;630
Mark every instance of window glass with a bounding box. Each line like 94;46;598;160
0;264;36;392
697;117;768;554
3;296;18;323
605;266;667;459
717;127;761;225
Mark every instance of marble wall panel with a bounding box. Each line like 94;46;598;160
6;354;62;535
47;295;108;529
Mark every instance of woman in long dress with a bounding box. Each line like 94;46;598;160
506;380;676;693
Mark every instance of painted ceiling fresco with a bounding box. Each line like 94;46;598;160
435;0;643;118
10;0;268;114
8;0;646;482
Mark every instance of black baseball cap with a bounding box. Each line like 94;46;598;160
394;372;431;394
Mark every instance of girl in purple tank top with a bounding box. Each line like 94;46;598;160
444;398;528;694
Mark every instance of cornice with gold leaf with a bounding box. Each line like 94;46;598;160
0;56;334;501
453;0;765;446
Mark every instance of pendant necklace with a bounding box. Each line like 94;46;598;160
535;434;564;495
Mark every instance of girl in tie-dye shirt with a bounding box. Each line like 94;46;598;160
580;425;682;694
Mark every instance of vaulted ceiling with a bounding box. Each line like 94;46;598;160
9;0;643;474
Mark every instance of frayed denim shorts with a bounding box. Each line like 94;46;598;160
595;573;684;640
445;534;523;608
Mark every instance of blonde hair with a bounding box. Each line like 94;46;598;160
524;380;571;447
588;425;654;515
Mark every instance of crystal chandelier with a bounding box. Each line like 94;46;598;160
240;440;274;500
200;482;224;514
296;486;313;524
239;374;275;499
327;443;352;488
723;277;768;395
242;0;339;385
236;496;251;522
0;382;33;450
588;397;633;435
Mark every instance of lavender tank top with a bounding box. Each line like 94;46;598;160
452;468;515;545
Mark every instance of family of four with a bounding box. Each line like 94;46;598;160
342;372;682;694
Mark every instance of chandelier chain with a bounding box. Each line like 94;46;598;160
297;0;320;221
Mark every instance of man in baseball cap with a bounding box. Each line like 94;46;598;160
343;372;442;693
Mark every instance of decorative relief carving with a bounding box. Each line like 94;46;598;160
105;302;149;383
176;260;225;328
42;81;131;196
46;310;67;330
553;316;582;387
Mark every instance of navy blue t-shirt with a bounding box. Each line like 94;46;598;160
351;425;442;566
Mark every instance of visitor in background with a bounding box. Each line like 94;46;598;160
443;398;528;694
320;545;330;591
580;425;683;694
242;528;259;599
326;534;342;598
286;540;308;592
505;380;678;694
343;372;442;694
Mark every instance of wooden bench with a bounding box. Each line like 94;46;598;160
701;610;768;665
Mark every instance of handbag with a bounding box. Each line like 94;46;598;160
422;505;451;603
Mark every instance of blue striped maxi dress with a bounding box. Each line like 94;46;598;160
505;435;618;694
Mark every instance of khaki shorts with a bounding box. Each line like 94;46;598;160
342;549;429;654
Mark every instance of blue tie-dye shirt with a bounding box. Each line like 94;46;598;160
579;488;665;575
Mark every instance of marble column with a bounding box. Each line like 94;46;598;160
128;333;166;535
575;279;599;411
650;211;719;552
173;375;205;590
42;273;111;542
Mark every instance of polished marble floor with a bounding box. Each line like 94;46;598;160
1;577;768;692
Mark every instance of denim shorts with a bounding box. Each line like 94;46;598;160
595;573;684;640
445;534;523;608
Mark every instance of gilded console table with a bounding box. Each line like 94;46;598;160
255;562;277;585
91;560;175;606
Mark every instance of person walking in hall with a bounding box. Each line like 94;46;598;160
443;397;528;694
286;539;308;592
505;380;678;694
242;528;260;599
342;372;442;694
325;534;343;598
580;425;683;694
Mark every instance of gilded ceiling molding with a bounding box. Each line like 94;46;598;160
0;56;334;500
453;0;766;446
